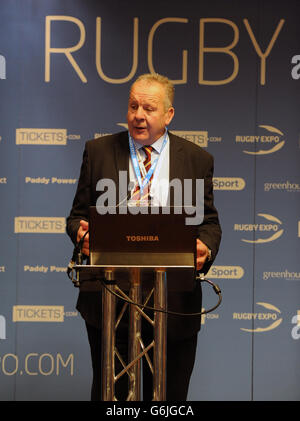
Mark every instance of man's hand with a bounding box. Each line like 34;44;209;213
196;239;209;271
77;220;89;256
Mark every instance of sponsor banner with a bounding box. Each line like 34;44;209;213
201;309;219;325
24;177;77;185
13;305;65;322
16;129;67;145
0;352;74;376
207;265;244;279
16;129;80;145
14;217;66;234
172;131;208;147
264;180;300;193
234;213;284;244
213;177;245;191
23;265;67;274
233;302;282;333
235;125;285;156
262;270;300;281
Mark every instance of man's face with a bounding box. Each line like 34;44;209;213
127;81;174;145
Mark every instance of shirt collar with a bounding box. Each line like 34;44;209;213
132;131;168;154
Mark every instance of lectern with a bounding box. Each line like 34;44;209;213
75;206;197;401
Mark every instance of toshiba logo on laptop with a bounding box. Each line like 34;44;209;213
126;235;159;242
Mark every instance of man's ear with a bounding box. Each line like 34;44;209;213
165;107;175;126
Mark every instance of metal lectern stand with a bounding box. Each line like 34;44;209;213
75;207;197;401
75;260;194;401
100;266;168;401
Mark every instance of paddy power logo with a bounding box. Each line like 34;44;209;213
234;213;284;244
233;302;282;333
236;125;285;155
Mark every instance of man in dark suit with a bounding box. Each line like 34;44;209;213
67;73;221;401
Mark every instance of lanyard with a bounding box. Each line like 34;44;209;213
128;129;168;194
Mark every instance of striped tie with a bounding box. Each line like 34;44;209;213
131;145;153;204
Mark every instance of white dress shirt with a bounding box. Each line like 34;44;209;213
129;133;169;206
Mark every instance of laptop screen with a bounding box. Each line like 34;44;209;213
89;206;197;268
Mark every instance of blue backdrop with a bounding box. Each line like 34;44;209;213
0;0;299;401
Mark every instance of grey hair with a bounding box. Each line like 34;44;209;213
130;73;175;111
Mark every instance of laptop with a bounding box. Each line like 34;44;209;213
76;206;197;291
89;206;197;268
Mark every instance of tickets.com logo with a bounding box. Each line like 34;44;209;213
14;217;66;234
16;129;80;145
13;306;65;322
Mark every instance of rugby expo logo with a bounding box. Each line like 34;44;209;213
233;302;282;333
234;213;284;244
235;125;285;155
16;128;80;145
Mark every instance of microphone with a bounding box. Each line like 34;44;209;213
67;230;89;286
67;187;133;285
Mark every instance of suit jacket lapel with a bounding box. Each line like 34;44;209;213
169;132;184;182
114;132;130;203
169;132;185;208
114;132;130;173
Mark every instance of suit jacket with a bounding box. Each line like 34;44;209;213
67;131;222;340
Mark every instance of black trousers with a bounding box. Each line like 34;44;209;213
86;322;198;401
